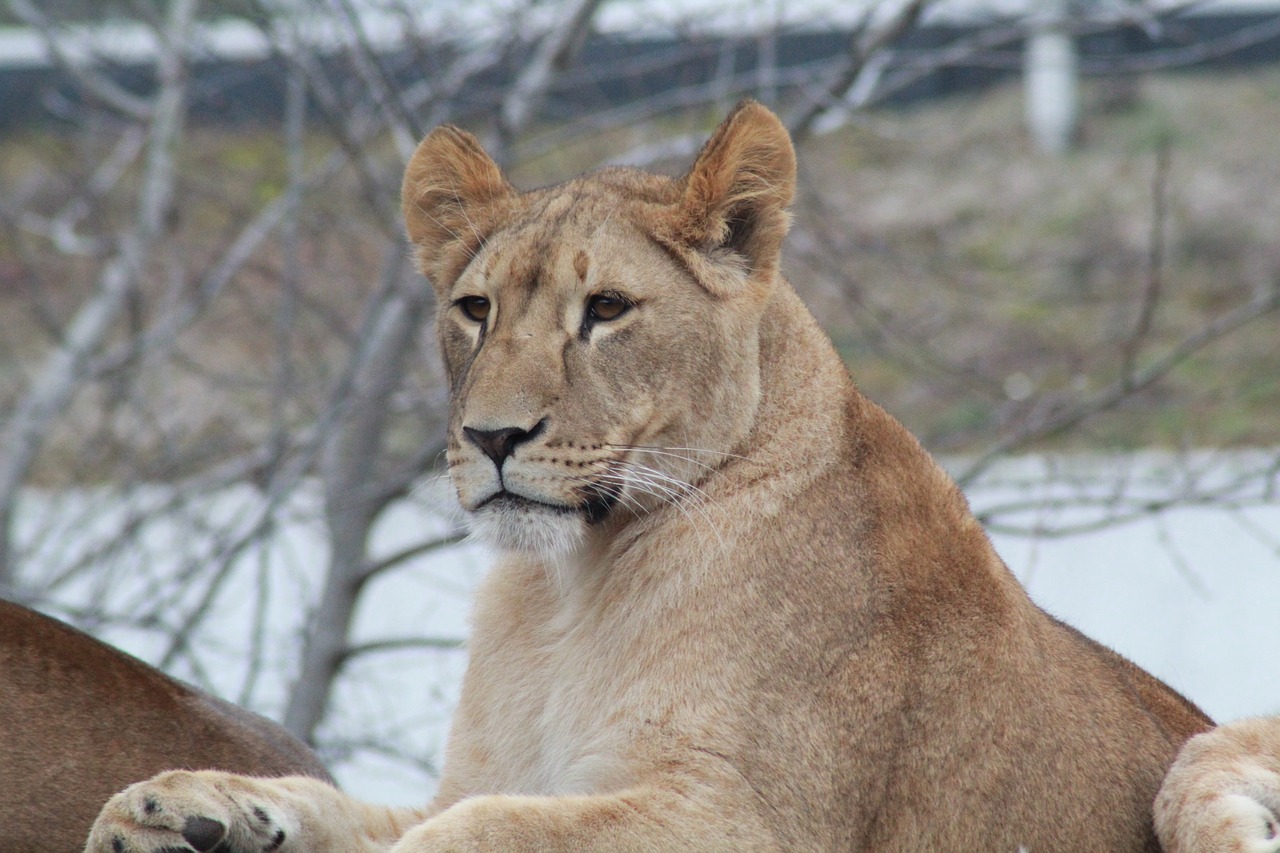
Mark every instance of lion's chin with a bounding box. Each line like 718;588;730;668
467;495;588;561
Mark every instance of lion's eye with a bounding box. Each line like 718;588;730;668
586;294;629;322
457;296;490;323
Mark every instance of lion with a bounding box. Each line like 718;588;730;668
84;101;1280;852
0;598;330;853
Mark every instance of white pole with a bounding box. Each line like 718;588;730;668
1025;0;1079;154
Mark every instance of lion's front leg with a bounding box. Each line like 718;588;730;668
388;785;778;853
85;770;426;853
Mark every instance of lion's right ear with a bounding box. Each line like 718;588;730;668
401;126;514;287
654;100;796;300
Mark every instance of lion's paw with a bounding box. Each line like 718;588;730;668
1229;793;1280;853
85;770;297;853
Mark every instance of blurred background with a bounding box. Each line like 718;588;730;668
1;0;1278;804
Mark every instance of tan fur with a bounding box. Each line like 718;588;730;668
0;599;330;853
1156;718;1280;853
85;102;1280;853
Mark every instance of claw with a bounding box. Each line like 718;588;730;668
180;816;226;852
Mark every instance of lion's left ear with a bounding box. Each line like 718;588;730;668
401;125;515;289
656;100;796;298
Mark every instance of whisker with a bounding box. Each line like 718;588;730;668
605;443;750;462
615;460;717;507
591;468;706;511
611;490;649;519
607;446;720;475
598;462;728;554
410;470;464;515
575;472;667;508
566;471;650;521
597;470;689;504
601;473;709;535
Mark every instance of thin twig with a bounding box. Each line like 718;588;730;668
1121;140;1171;389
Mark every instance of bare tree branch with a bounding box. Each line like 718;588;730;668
5;0;154;119
1121;140;1171;389
359;530;468;587
326;0;424;158
786;0;931;143
0;0;198;590
492;0;605;162
283;244;434;743
957;281;1280;488
340;636;466;662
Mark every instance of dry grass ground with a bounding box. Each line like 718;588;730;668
791;70;1280;450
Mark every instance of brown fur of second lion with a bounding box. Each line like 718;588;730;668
0;599;330;853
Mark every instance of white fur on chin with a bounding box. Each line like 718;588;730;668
468;503;587;564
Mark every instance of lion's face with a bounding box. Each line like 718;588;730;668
403;104;796;559
435;187;763;557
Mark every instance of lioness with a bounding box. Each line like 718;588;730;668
0;599;330;853
86;102;1280;852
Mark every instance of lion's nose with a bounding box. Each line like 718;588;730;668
463;418;546;469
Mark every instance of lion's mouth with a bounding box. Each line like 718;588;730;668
473;485;619;524
474;491;576;515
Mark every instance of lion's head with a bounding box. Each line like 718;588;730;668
402;102;796;560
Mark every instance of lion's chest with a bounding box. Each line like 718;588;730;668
443;578;648;799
